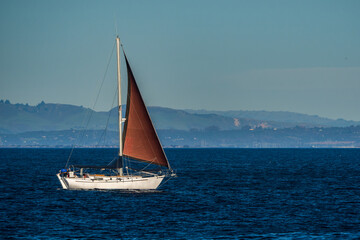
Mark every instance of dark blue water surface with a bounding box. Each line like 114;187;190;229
1;148;360;239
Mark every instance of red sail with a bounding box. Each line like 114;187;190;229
122;55;169;168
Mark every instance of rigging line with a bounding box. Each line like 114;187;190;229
158;177;173;188
106;155;118;167
139;160;155;172
78;41;116;146
65;41;116;168
103;88;118;145
123;157;157;172
123;157;153;171
64;107;92;168
96;87;118;146
158;175;175;189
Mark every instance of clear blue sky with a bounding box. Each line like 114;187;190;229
1;0;360;120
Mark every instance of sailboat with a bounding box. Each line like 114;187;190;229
56;36;176;190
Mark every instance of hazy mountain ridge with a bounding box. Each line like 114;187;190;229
183;109;360;128
1;100;359;136
2;100;360;148
0;100;282;134
0;100;109;133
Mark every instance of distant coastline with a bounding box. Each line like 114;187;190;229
1;100;360;148
1;127;360;148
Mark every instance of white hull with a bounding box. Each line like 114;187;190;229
56;173;164;190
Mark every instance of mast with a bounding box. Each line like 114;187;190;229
116;36;123;175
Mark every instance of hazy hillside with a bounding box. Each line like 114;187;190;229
2;100;360;148
148;107;269;131
2;100;359;135
0;100;110;133
1;100;260;133
184;109;360;128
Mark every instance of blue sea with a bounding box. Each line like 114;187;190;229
1;148;360;239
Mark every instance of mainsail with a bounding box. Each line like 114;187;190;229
122;55;169;168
